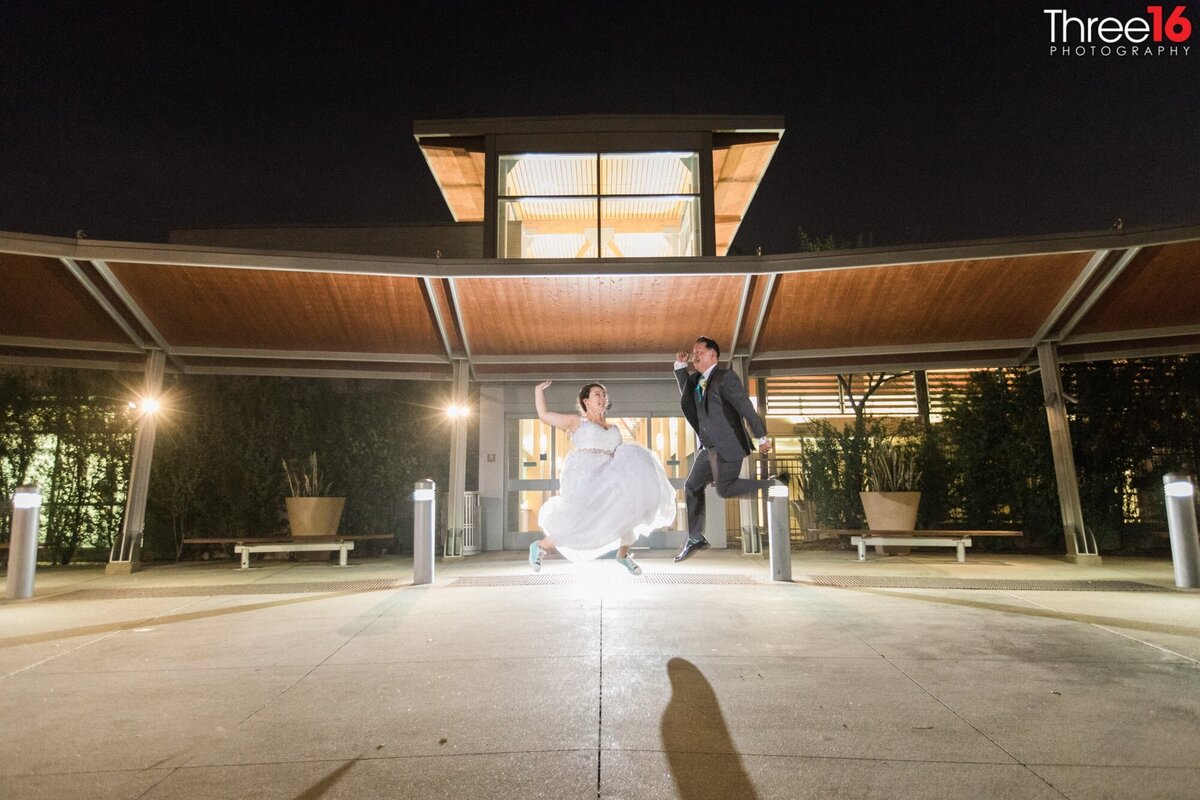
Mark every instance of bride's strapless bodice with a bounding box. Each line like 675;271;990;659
571;419;621;453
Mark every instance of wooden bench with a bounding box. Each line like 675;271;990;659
182;533;395;567
811;529;1023;562
234;537;354;569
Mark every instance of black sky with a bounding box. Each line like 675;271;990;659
2;0;1198;253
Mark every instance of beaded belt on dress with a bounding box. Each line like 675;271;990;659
578;447;614;456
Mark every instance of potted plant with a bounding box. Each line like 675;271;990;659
861;442;922;553
283;453;346;551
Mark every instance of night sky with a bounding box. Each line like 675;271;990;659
2;1;1198;254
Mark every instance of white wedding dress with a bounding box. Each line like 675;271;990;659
537;419;677;562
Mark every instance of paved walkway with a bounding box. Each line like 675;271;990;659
1;549;1198;799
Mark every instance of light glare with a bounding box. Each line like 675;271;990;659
1165;481;1194;498
13;487;41;509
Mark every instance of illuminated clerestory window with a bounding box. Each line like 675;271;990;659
497;152;700;258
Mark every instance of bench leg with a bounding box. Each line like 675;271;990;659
241;549;250;569
338;546;349;567
956;541;965;563
858;540;867;561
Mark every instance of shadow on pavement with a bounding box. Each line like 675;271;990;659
661;657;758;800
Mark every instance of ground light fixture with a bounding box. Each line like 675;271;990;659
1162;473;1200;588
413;479;436;585
7;484;41;599
767;483;792;583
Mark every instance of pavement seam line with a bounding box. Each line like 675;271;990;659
0;595;207;681
814;587;1071;798
228;595;395;730
161;589;406;778
884;658;1072;798
0;629;125;681
1005;591;1200;665
596;594;604;799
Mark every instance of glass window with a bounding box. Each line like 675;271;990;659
516;418;555;480
508;490;552;533
600;152;698;195
496;152;700;259
498;197;598;259
499;153;596;196
648;417;695;480
600;197;699;258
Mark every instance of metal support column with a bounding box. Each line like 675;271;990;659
107;349;166;574
914;370;931;427
1036;343;1100;564
732;355;762;554
445;358;469;559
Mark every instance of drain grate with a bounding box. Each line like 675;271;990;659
451;573;757;587
47;579;408;600
805;575;1168;591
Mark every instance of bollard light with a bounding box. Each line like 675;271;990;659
766;483;792;582
1163;473;1200;589
412;479;436;585
7;484;41;600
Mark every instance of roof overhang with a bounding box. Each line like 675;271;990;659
2;224;1199;382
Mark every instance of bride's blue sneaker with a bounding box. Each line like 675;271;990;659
529;542;544;573
616;555;642;576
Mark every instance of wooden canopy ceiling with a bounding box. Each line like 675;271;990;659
1;226;1199;382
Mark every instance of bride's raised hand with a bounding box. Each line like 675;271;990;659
536;380;553;392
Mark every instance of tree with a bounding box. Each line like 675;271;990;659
938;369;1060;550
144;374;454;559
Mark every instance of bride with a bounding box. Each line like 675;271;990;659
530;380;676;574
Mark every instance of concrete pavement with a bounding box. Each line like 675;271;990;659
1;549;1197;799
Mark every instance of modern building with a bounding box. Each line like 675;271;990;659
173;114;790;554
3;114;1200;569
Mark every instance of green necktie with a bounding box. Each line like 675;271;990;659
695;377;707;405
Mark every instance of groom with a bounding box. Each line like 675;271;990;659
673;336;783;562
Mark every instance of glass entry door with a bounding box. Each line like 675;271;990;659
507;415;695;537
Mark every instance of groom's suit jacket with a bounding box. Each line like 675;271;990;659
675;365;768;462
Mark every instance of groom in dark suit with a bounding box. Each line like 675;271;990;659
673;336;784;561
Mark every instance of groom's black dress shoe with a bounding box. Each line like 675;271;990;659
768;471;790;486
674;538;710;562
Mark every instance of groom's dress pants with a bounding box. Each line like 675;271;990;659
684;448;771;540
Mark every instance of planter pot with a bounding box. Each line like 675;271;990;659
859;491;921;555
285;497;346;560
